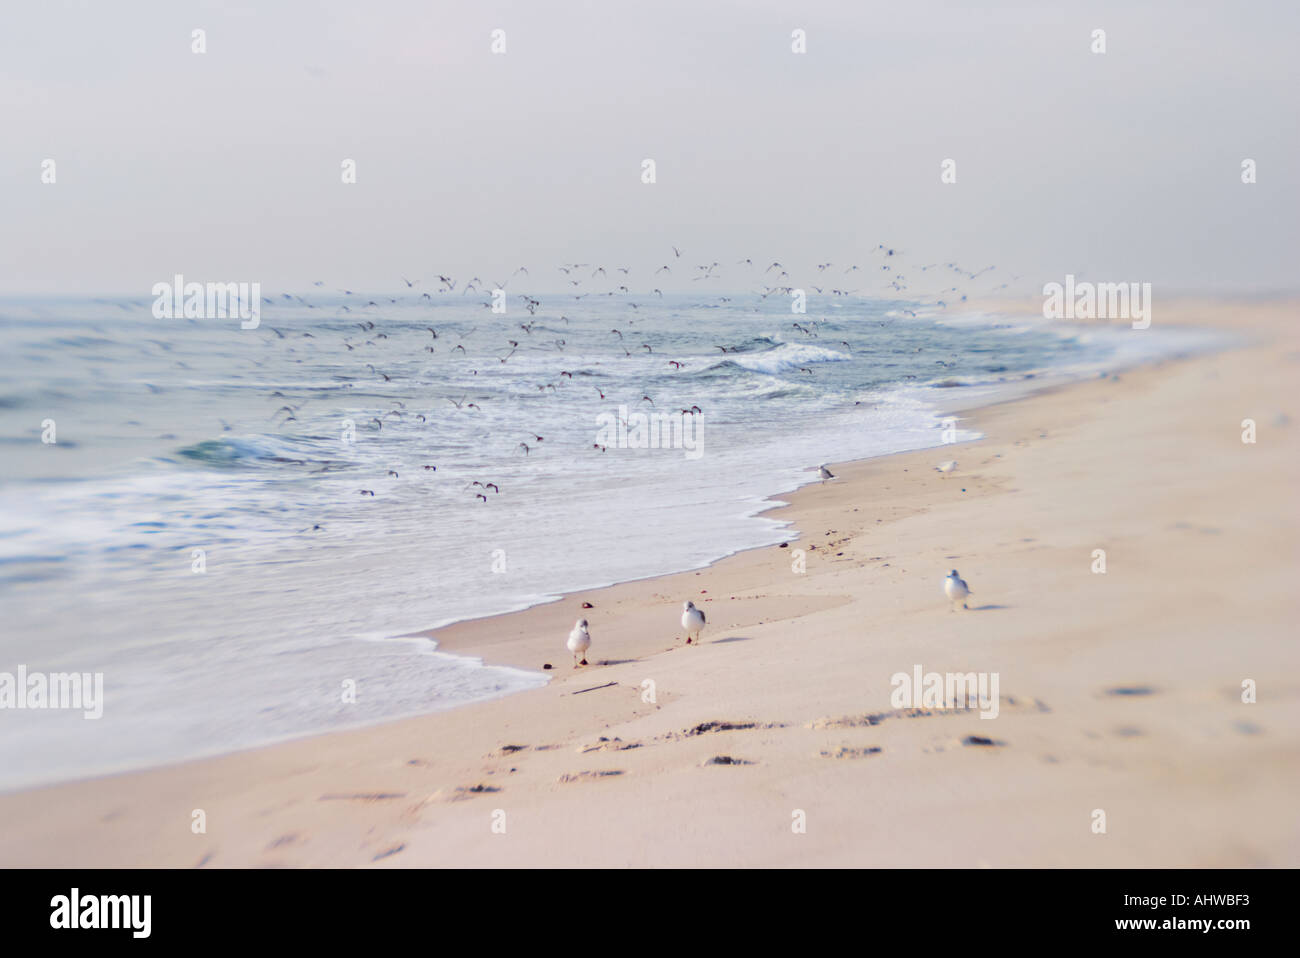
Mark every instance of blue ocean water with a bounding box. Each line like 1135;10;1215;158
0;292;1218;788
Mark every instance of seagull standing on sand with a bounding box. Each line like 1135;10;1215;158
936;460;958;477
682;601;706;644
944;570;971;611
567;618;591;667
819;464;835;483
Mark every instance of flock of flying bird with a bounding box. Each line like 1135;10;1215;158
250;245;999;647
250;246;1013;507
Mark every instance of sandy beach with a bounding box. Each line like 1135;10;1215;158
2;296;1296;869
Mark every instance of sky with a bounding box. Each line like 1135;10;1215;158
2;0;1297;297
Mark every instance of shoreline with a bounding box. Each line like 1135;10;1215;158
0;308;1210;793
0;296;1166;794
0;302;1189;794
1;295;1295;867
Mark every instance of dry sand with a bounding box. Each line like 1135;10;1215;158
1;296;1296;868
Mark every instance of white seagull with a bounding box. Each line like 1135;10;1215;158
681;601;706;644
818;464;835;483
936;460;958;476
567;618;591;667
944;569;971;611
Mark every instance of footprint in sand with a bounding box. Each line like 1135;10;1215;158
578;737;644;754
490;743;565;758
703;755;754;766
650;719;787;743
371;843;406;861
557;770;625;783
961;735;1005;747
421;784;502;804
318;792;406;802
810;697;1049;731
456;784;500;795
808;708;943;729
687;719;785;736
819;746;882;759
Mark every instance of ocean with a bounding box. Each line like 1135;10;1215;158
0;291;1221;789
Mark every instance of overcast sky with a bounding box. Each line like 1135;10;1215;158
2;0;1296;296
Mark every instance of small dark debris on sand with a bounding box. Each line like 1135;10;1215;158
1106;686;1156;697
705;755;754;765
372;844;405;861
962;735;1005;747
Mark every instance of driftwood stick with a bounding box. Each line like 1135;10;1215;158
570;681;618;695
